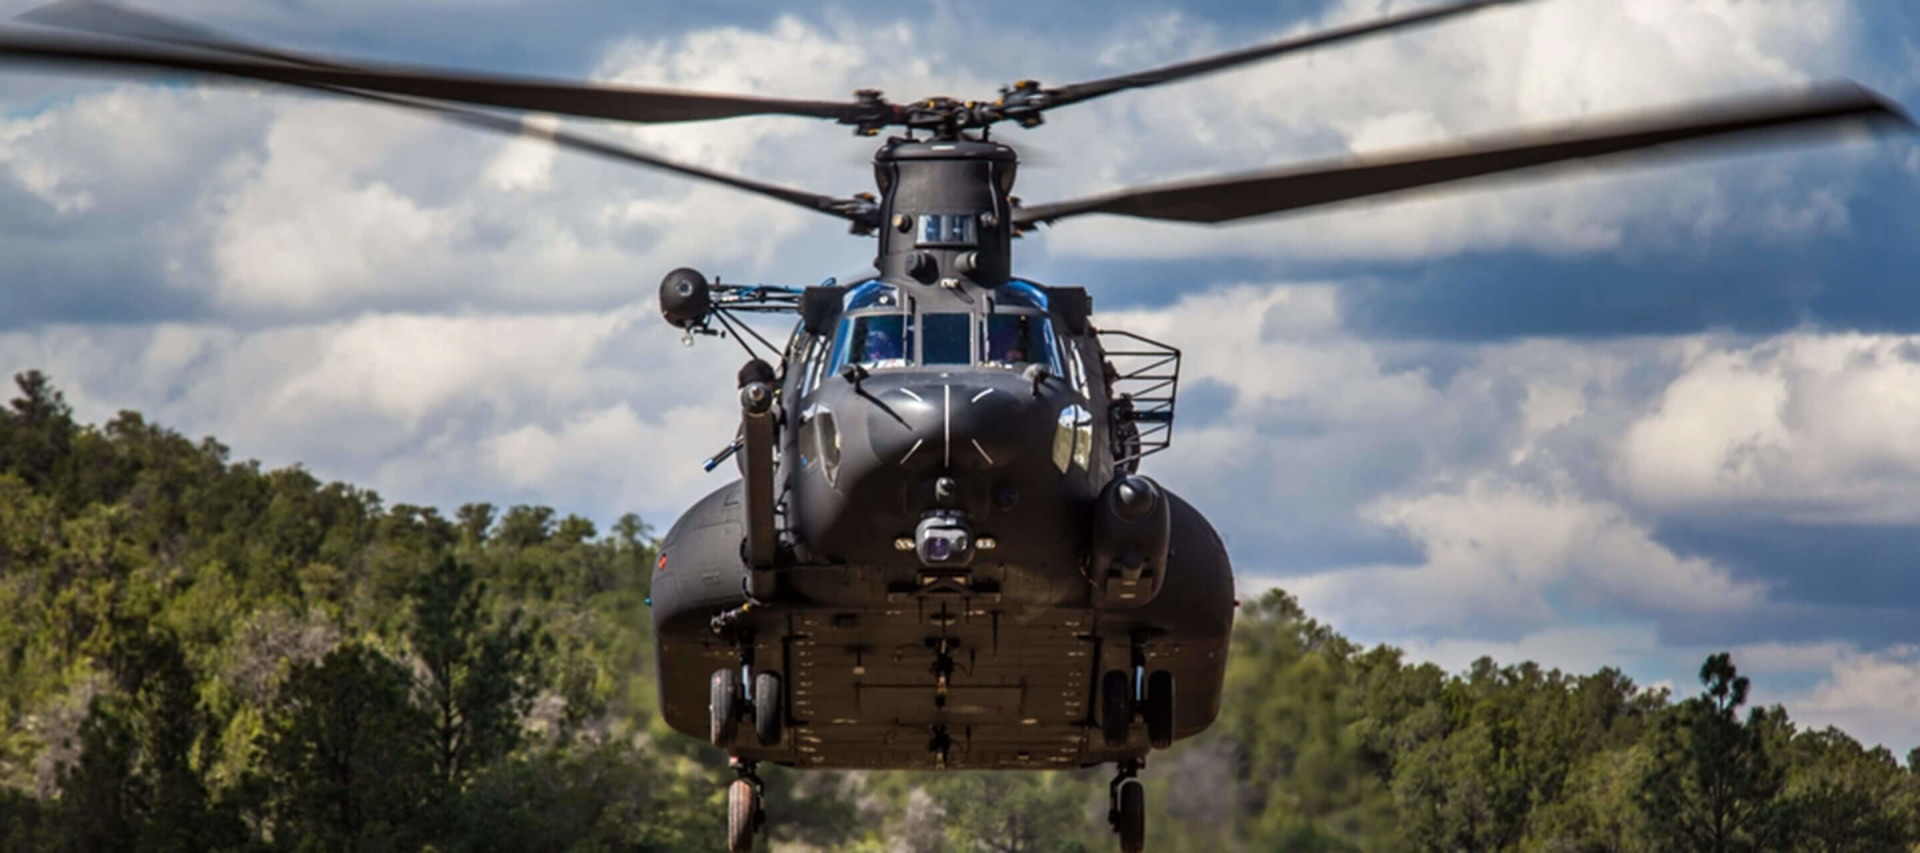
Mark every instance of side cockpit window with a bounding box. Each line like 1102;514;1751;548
830;313;911;372
982;312;1061;373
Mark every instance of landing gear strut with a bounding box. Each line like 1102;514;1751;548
1102;636;1176;750
1108;758;1146;853
727;758;765;852
709;624;784;748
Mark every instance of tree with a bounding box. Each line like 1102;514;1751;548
0;370;76;492
258;642;434;850
408;556;542;789
1781;727;1913;852
53;630;244;852
925;772;1090;852
455;502;495;545
1638;653;1791;852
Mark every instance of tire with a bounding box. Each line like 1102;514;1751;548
1100;670;1133;748
753;672;783;746
1145;670;1175;750
728;777;758;852
710;667;742;746
1117;778;1146;853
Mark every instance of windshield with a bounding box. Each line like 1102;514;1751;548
825;309;1062;372
922;313;972;365
982;312;1059;371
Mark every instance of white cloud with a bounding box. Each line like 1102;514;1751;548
1288;478;1767;637
1795;645;1920;749
482;402;739;516
0;301;771;525
1616;334;1920;523
1393;622;1666;679
1029;0;1875;261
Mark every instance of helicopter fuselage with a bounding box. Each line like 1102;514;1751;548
647;137;1236;771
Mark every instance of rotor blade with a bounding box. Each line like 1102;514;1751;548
1013;83;1913;228
0;27;872;126
11;1;872;224
19;0;299;64
1037;0;1531;111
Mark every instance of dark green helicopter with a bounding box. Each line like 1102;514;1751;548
0;0;1908;848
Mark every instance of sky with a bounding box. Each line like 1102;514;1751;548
3;0;1920;750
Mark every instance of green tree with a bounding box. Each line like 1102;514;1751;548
258;642;434;850
53;630;244;852
922;771;1090;852
0;370;76;493
1638;653;1791;852
408;556;542;788
1780;727;1913;852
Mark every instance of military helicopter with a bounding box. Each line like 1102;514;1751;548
0;0;1909;849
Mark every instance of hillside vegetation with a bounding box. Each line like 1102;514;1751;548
1;370;1916;851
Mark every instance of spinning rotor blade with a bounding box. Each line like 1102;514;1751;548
0;20;871;126
1013;83;1912;228
1033;0;1530;113
12;1;874;226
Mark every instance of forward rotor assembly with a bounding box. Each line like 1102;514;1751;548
0;0;1909;236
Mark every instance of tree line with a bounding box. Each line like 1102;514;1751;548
0;370;1914;851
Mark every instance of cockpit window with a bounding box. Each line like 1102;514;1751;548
830;313;911;372
851;315;909;365
982;312;1060;371
922;313;973;365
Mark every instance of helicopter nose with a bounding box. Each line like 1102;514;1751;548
864;375;1035;470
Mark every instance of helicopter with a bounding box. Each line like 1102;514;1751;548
0;0;1909;850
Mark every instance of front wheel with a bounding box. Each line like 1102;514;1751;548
1116;778;1145;852
727;777;760;852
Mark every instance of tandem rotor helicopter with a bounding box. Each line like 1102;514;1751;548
1;0;1910;848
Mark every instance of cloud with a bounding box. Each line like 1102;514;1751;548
0;302;768;525
1288;478;1767;639
1616;333;1920;523
1794;645;1920;750
1392;622;1666;680
1029;0;1879;262
5;0;1892;330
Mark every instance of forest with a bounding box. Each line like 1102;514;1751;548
0;368;1916;852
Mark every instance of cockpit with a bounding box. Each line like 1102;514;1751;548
820;281;1063;377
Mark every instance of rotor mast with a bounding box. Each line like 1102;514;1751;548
872;137;1019;287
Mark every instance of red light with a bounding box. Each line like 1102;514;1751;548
657;554;668;572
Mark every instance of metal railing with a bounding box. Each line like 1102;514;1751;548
1096;329;1181;469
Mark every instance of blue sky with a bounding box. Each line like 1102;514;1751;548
3;0;1920;749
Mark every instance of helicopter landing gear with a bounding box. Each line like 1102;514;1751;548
710;666;742;746
753;671;783;746
1103;635;1177;750
710;631;783;747
1108;758;1146;853
727;758;765;852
